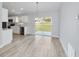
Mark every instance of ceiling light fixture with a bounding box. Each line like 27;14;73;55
20;8;24;10
36;2;39;17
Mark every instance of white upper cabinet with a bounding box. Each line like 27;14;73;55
18;16;28;23
0;3;2;18
2;8;8;22
9;16;28;24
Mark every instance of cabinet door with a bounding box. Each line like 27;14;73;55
18;16;23;23
22;16;28;23
2;30;12;44
24;27;27;35
12;26;20;34
2;8;8;22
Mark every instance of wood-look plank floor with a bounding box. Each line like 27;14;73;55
0;35;65;57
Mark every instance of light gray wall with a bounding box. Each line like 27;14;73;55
60;2;79;56
27;15;35;34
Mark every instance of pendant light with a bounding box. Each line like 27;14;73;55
36;2;39;18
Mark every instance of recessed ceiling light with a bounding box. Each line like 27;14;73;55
20;8;24;10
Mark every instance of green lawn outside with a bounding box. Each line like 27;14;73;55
35;22;51;32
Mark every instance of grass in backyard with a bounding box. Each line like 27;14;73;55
35;22;51;32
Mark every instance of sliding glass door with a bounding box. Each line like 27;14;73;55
35;16;52;36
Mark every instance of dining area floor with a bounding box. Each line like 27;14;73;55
0;34;65;57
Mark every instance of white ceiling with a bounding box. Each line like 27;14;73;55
3;2;61;16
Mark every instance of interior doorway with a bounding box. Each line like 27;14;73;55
35;16;52;36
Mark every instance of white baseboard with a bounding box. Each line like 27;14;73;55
0;41;12;48
60;39;68;57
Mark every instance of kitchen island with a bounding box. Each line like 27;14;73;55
0;29;13;48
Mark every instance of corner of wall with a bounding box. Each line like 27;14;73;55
59;38;68;57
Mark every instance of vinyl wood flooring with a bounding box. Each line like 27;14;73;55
0;35;65;57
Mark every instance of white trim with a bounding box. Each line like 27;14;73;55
59;39;68;57
0;41;12;48
52;35;59;38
